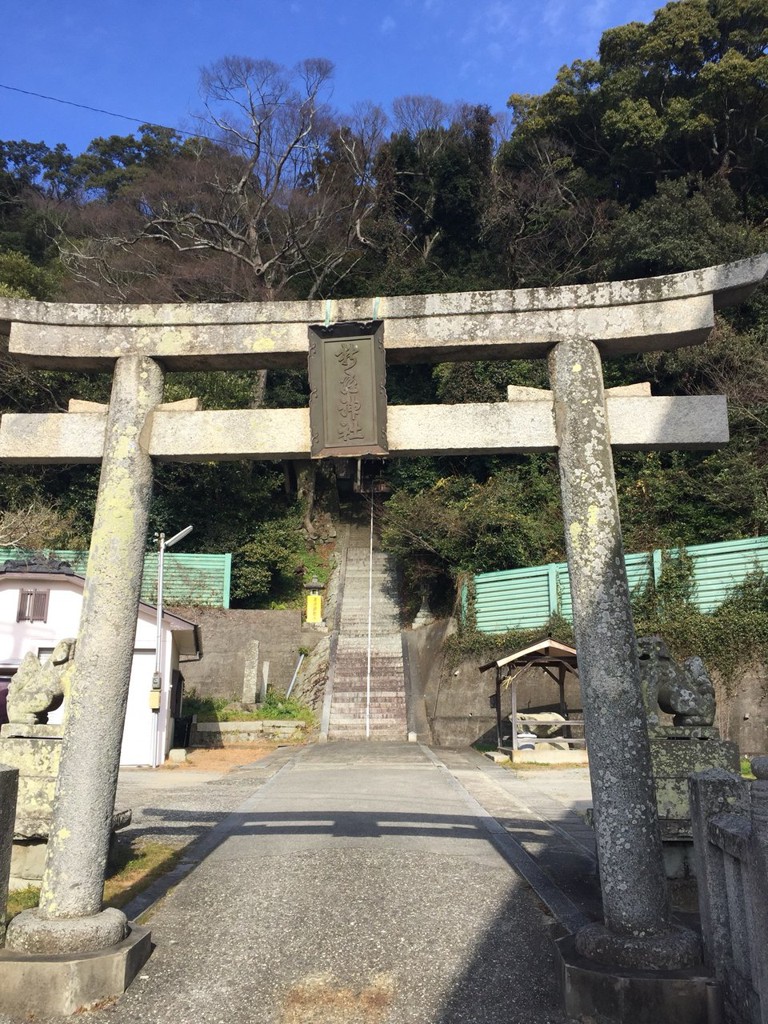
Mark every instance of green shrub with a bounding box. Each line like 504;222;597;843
182;689;315;724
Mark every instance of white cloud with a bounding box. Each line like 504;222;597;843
484;0;515;33
542;1;566;35
462;1;531;50
582;0;613;30
380;15;397;34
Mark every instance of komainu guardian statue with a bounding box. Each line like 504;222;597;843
637;634;716;731
636;634;738;877
6;638;76;727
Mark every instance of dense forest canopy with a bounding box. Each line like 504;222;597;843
0;0;766;609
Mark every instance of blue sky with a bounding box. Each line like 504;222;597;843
1;0;663;154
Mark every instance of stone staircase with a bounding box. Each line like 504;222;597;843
328;536;408;741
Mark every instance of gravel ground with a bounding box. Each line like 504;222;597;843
113;744;299;851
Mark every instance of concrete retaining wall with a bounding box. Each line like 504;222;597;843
715;664;768;755
404;619;768;753
169;607;321;701
191;720;308;745
404;620;583;748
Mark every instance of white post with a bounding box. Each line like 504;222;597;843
365;493;374;740
154;533;165;679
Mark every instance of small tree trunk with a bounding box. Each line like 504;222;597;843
250;369;268;409
295;460;317;538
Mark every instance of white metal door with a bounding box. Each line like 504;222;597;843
120;650;156;766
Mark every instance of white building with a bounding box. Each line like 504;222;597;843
0;560;200;766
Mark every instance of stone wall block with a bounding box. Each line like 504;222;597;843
689;768;748;972
748;758;768;1022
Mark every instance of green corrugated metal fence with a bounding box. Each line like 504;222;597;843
471;536;768;634
0;548;231;608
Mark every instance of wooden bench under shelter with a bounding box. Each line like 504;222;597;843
479;638;585;752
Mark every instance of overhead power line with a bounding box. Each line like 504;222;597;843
0;82;214;142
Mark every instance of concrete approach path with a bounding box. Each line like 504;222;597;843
11;743;582;1024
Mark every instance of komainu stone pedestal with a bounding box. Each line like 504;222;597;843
0;722;62;889
651;727;739;878
0;723;132;888
638;634;739;878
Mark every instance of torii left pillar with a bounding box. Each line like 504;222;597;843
7;355;163;954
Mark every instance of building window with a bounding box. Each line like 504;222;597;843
17;588;49;623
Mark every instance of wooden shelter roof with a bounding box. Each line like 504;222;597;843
478;638;577;673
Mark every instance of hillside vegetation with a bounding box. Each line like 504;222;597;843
0;0;766;609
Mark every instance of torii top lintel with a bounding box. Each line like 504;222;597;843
1;255;765;372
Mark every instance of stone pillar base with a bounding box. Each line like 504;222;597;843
575;921;701;970
0;922;151;1016
6;906;128;955
557;934;719;1024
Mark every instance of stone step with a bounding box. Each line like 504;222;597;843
333;655;404;666
332;687;405;696
330;716;406;727
327;530;408;739
342;598;389;606
340;608;400;617
337;631;401;638
335;655;403;662
329;730;407;741
340;622;400;629
332;696;405;705
337;639;402;647
335;644;403;654
333;698;405;708
333;686;404;693
333;668;404;677
333;692;403;703
335;655;402;664
330;714;405;722
333;684;405;694
330;721;406;733
341;604;397;610
341;611;399;616
339;631;400;637
334;671;404;682
335;660;402;668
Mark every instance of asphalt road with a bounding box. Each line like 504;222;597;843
12;743;578;1024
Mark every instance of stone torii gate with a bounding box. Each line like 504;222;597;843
0;255;765;1007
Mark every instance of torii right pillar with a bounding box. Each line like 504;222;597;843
550;336;699;969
